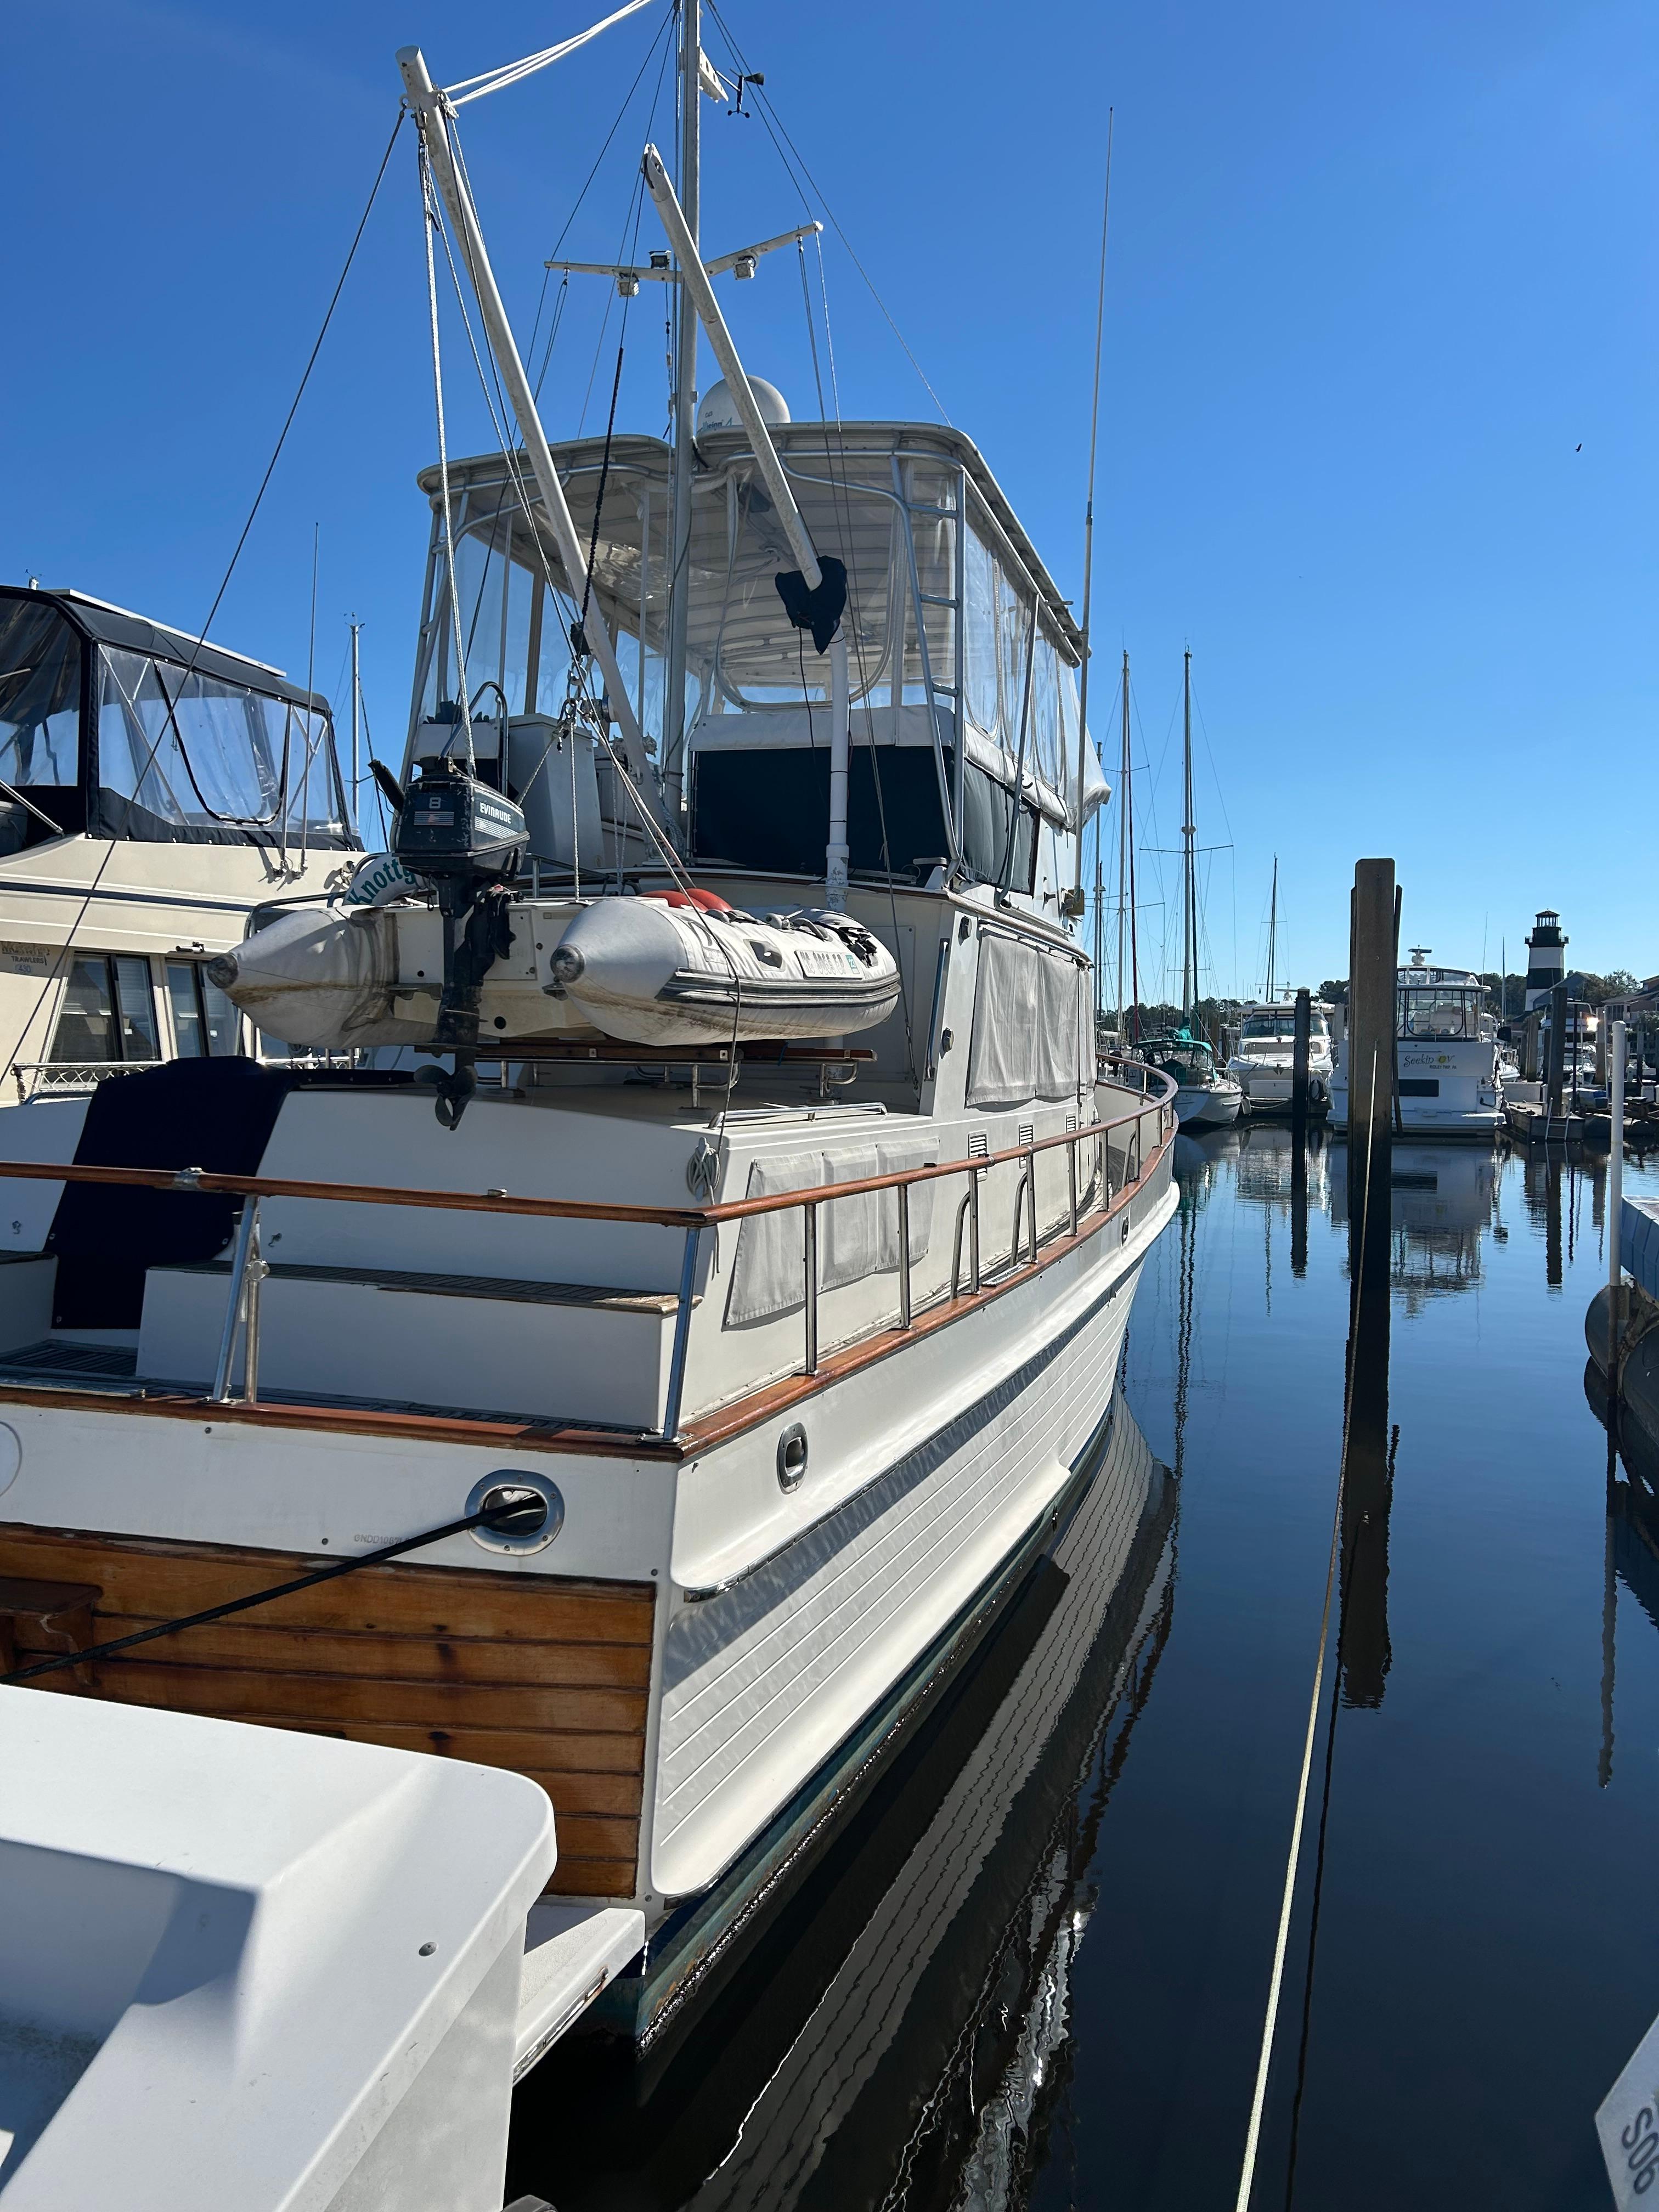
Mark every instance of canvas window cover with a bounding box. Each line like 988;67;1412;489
967;931;1093;1108
725;1140;938;1328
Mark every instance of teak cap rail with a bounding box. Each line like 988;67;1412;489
0;1059;1175;1232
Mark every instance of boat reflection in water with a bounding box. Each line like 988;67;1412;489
506;1389;1176;2212
1329;1139;1502;1308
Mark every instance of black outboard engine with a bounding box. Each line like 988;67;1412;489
388;756;528;1128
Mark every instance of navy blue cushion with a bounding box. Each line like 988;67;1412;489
47;1058;295;1329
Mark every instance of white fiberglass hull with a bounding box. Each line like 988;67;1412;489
0;1101;1177;2012
1173;1079;1242;1131
1330;1042;1502;1137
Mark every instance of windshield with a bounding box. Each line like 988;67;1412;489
0;600;81;787
1399;985;1485;1040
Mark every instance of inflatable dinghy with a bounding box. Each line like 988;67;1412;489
211;887;900;1053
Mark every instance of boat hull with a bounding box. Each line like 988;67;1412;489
1173;1079;1242;1130
0;1143;1177;2013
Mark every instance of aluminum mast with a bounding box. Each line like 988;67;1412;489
396;46;668;830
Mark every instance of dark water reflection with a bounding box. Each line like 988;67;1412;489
510;1131;1659;2211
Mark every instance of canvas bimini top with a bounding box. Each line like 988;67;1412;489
0;585;350;851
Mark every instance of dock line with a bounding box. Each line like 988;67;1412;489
1232;1053;1379;2210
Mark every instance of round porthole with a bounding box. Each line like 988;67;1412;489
776;1424;809;1493
466;1471;565;1554
0;1421;21;1498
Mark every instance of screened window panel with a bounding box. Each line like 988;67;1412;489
963;527;1000;738
0;602;81;786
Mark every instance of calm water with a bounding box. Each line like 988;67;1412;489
508;1127;1659;2211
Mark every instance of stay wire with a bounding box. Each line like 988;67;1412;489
0;108;404;1088
702;1;950;423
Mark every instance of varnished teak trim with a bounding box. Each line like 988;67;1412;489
0;1129;1173;1458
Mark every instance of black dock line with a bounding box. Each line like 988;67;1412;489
2;1493;546;1685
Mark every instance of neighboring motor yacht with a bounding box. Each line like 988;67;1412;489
0;585;356;1099
1331;949;1502;1137
1226;996;1334;1116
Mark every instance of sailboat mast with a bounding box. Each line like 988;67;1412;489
1265;854;1278;1001
1116;648;1130;1037
1071;110;1113;912
1181;647;1196;1024
662;0;701;834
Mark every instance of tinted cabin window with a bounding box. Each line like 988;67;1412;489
53;959;118;1061
692;744;1037;890
166;961;240;1057
49;955;162;1064
0;600;82;847
693;747;950;881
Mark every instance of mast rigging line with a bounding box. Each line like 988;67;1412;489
442;0;662;106
701;0;951;424
0;107;405;1091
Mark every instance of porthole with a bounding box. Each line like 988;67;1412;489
466;1471;565;1554
776;1424;809;1493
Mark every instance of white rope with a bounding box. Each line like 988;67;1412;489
444;0;659;105
1232;1051;1379;2211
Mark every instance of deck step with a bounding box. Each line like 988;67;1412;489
515;1902;645;2078
137;1261;690;1429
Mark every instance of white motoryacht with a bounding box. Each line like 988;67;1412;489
0;22;1178;2054
0;585;356;1098
1330;949;1502;1137
1226;996;1334;1116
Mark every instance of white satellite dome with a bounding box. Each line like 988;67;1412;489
696;376;791;433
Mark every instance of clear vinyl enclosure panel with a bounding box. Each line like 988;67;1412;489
408;426;1095;878
0;592;351;851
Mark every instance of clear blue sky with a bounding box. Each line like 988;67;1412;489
5;0;1653;992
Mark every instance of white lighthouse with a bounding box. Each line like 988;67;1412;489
1523;909;1566;1012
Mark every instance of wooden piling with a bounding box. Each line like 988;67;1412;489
1547;979;1568;1123
1348;860;1396;1176
1292;986;1311;1133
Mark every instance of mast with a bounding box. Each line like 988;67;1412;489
662;0;700;833
1181;647;1196;1025
1070;109;1113;914
395;47;665;827
1265;854;1278;1002
1116;648;1130;1037
348;617;362;835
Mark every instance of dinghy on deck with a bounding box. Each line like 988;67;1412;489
207;888;901;1053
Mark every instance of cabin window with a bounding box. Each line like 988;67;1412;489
692;745;950;881
166;961;239;1058
0;601;81;795
96;651;347;845
49;955;161;1065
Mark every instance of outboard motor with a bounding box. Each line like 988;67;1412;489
381;756;528;1128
